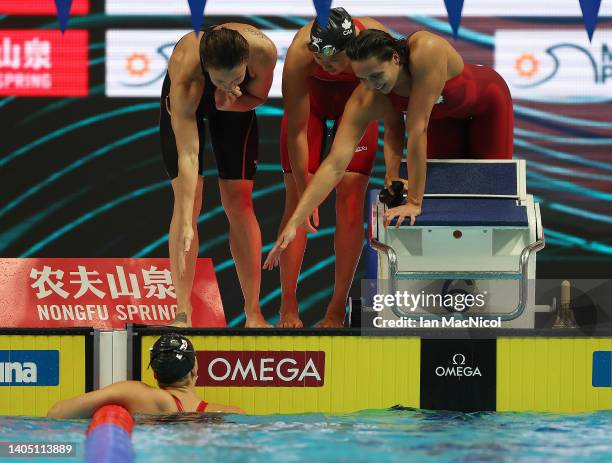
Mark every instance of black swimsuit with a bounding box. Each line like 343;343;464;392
159;29;259;180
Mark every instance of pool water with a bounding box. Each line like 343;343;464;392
2;409;612;463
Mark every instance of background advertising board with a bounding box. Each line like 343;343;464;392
495;30;612;99
0;30;88;97
0;350;59;386
197;351;325;387
0;258;226;328
0;333;90;416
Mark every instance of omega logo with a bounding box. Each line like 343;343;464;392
435;352;482;377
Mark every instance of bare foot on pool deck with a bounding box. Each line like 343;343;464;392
276;315;304;329
245;313;273;328
315;316;345;329
168;312;191;328
276;299;303;328
316;304;347;328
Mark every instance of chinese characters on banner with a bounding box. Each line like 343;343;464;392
30;264;175;300
0;30;88;96
0;258;226;328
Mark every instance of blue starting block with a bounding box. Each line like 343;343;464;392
366;160;548;328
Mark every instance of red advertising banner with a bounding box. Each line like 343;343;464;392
197;351;326;387
0;30;88;96
0;0;89;15
0;258;226;329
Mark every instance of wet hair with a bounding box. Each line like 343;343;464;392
149;333;196;386
200;27;249;70
346;29;409;65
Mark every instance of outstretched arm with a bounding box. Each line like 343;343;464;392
263;86;378;269
168;75;204;275
384;36;447;227
47;381;153;419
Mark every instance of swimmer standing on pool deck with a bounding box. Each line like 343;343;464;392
159;25;276;328
47;334;243;418
264;29;514;275
274;8;405;328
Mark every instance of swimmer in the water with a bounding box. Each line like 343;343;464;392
272;8;405;329
47;333;244;418
160;25;277;328
264;29;514;272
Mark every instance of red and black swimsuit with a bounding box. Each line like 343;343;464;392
170;393;208;412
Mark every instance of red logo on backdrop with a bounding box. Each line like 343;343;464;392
0;30;88;97
198;351;326;387
0;258;226;329
0;0;89;15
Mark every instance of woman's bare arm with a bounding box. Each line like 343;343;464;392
287;85;378;227
222;27;277;111
47;381;159;419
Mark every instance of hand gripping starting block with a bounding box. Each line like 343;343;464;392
366;160;548;328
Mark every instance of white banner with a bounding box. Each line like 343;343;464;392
105;0;609;16
105;30;180;97
495;30;612;99
105;29;295;97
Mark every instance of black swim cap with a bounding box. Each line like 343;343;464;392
309;7;356;56
149;333;196;384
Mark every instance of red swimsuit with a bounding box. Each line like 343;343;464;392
280;19;379;175
170;393;208;412
388;63;513;159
